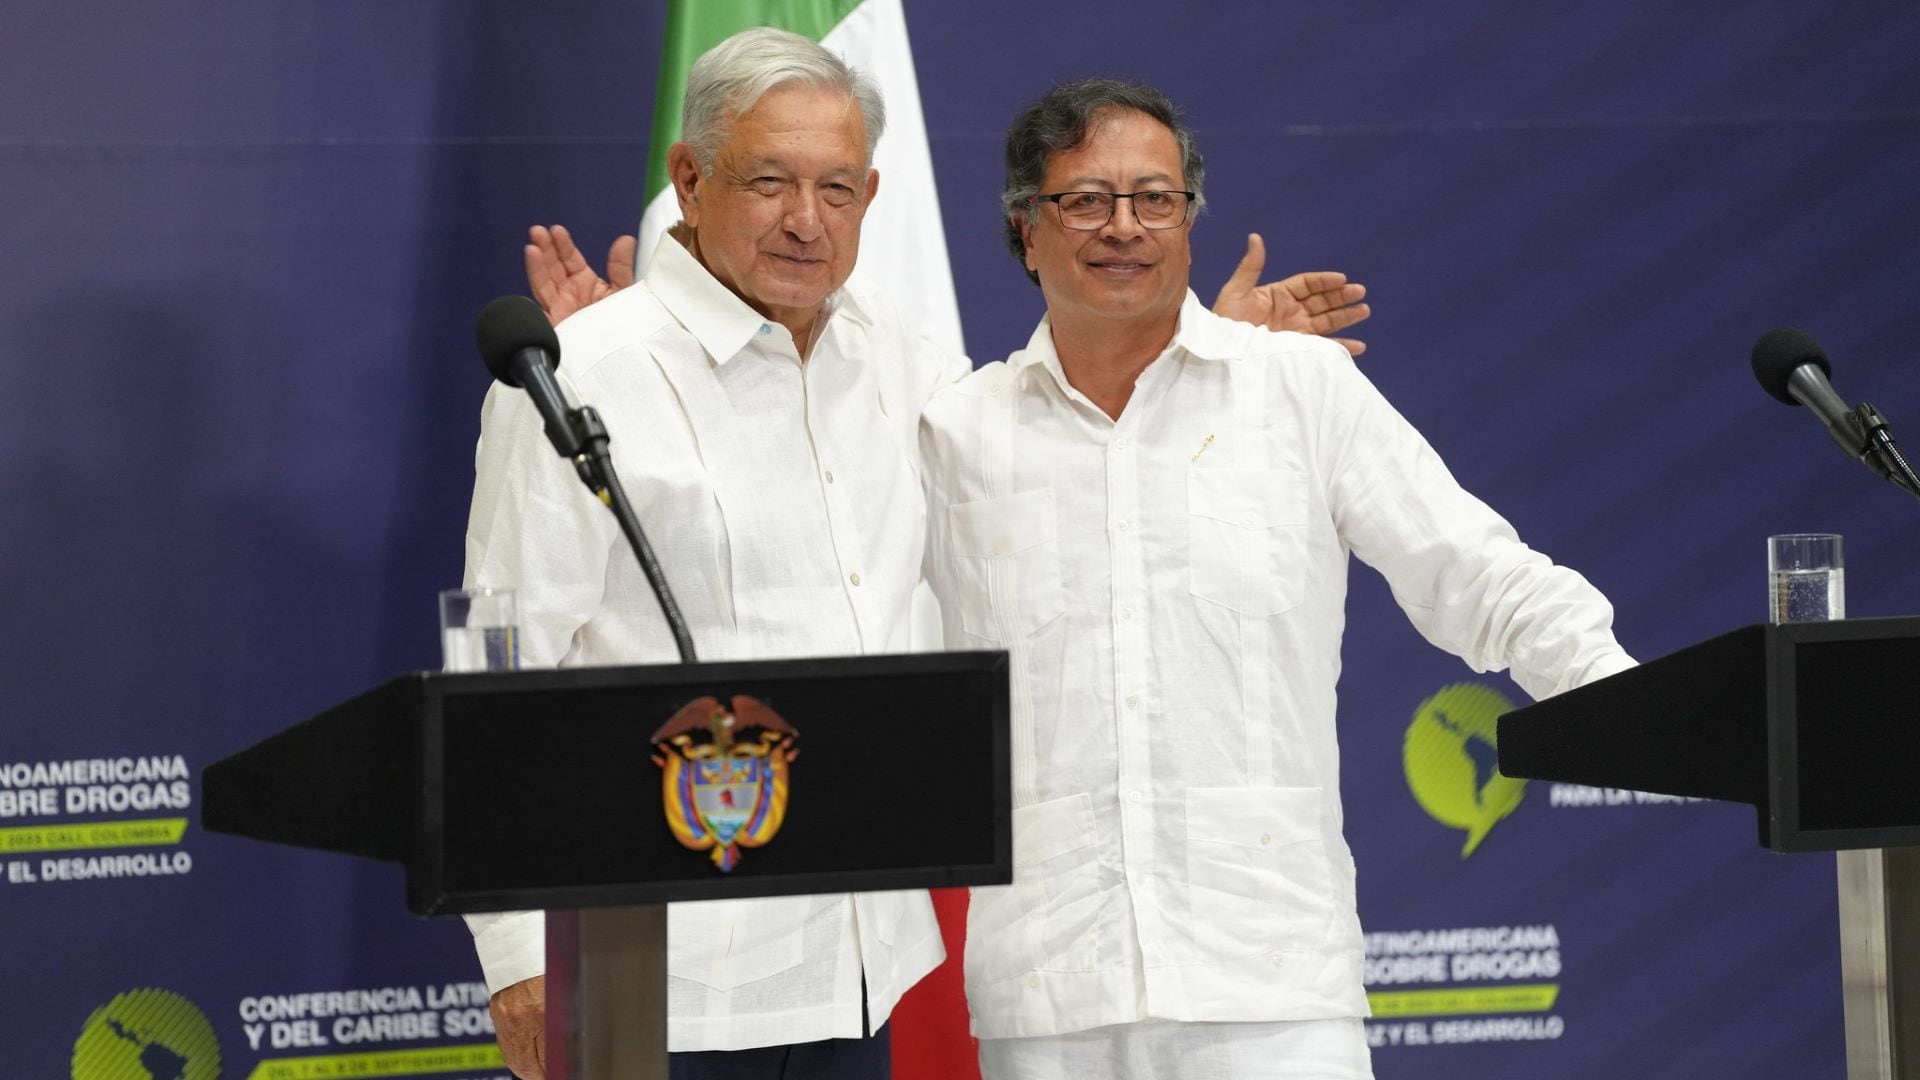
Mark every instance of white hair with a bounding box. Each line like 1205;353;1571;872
682;27;887;174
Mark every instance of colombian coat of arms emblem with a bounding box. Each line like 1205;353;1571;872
650;695;799;872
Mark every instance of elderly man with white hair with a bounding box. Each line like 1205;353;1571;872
467;27;1371;1080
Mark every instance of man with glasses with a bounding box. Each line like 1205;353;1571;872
917;78;1634;1078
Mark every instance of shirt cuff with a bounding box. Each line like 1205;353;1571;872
1565;646;1638;694
464;910;546;996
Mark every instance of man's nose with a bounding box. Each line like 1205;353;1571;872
1099;196;1147;240
784;188;823;242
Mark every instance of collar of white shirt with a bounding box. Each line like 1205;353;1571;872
1007;289;1241;390
642;234;873;366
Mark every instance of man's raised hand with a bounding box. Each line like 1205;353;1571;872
524;225;636;326
1210;232;1372;356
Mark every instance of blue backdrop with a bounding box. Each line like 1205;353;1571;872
5;2;1919;1077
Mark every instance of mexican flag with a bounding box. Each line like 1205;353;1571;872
635;0;965;352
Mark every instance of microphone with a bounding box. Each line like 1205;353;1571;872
1750;327;1868;458
475;295;584;458
1751;326;1920;500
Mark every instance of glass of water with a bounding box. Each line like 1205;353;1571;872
1768;534;1844;624
439;587;519;672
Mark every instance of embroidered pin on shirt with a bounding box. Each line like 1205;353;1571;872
1191;433;1215;462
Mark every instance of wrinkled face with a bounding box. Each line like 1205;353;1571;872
1019;109;1192;329
674;83;878;323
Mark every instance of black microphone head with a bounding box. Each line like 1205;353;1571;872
475;295;561;387
1751;326;1831;406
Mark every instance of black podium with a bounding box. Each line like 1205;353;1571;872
203;651;1011;1080
1499;616;1920;1078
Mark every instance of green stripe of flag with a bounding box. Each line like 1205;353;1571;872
645;0;867;201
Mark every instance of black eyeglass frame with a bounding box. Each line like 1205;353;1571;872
1033;189;1198;231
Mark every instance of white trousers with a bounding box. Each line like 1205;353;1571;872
977;1017;1374;1080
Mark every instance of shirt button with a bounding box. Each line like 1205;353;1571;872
1125;694;1139;708
1116;519;1130;532
1260;833;1272;845
1242;512;1259;526
758;323;772;335
1027;975;1041;988
824;470;834;484
848;572;861;586
1126;791;1143;805
1115;437;1131;450
1120;608;1133;621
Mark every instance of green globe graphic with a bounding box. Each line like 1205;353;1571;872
1403;682;1524;857
71;988;221;1080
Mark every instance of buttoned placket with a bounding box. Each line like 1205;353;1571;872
790;322;877;652
1106;351;1181;987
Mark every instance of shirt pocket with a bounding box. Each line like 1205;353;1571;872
1184;786;1336;959
1187;467;1310;615
948;488;1068;641
667;895;809;992
965;792;1101;986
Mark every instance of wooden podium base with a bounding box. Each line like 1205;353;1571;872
1839;849;1920;1078
546;906;668;1080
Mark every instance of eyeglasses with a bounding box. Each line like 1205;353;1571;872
1036;190;1195;230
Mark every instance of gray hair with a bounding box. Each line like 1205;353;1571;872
682;27;887;174
1001;78;1206;285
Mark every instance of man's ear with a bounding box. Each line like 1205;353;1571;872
1019;213;1038;274
863;167;880;209
667;142;702;225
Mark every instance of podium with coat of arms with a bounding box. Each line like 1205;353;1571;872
201;651;1012;1080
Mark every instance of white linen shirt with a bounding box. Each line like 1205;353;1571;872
918;292;1634;1041
462;237;966;1052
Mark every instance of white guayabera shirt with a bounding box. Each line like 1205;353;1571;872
918;292;1635;1041
461;238;966;1052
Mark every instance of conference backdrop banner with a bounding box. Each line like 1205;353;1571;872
5;2;1919;1078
